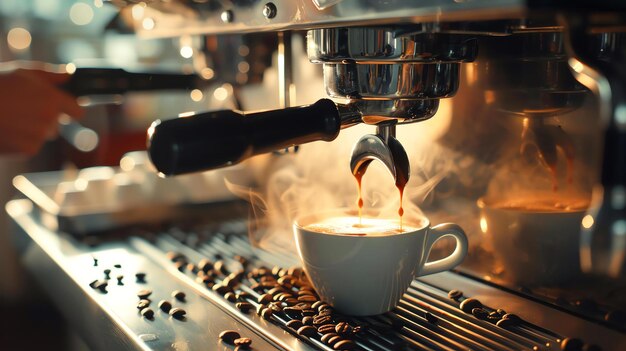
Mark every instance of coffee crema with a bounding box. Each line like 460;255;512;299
303;216;423;236
489;197;590;212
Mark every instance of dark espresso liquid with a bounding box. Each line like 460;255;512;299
354;165;408;231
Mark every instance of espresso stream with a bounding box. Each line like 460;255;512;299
354;163;408;232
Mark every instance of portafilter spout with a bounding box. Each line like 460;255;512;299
350;124;410;189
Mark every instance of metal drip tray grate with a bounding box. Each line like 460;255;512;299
124;222;593;351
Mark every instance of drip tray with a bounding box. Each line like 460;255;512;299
7;199;625;351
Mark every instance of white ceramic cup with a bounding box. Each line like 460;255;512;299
294;211;468;316
478;197;587;285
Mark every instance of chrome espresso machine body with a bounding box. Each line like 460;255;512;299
7;1;626;351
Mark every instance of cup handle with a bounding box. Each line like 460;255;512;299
419;223;468;276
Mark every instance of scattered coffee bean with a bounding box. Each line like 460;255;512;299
286;320;303;329
472;308;489;320
302;309;316;317
236;292;251;301
311;301;324;310
488;311;502;321
103;269;111;279
321;333;338;344
141;308;154;319
448;289;463;300
114;264;122;268
313;315;332;325
135;272;146;283
94;280;108;292
352;325;363;334
116;275;124;285
258;293;273;305
166;251;186;262
268;302;282;312
496;318;515;328
89;279;99;289
186;263;198;273
174;261;186;272
268;287;285;296
460;298;482;313
234;337;252;348
298;295;318;303
318;324;336;334
502;313;522;322
158;300;172;313
92;257;98;266
302;316;313;325
297;325;317;337
327;335;342;347
137;289;152;299
335;322;352;335
198;259;213;273
219;330;240;344
234;255;249;267
137;299;151;309
256;304;267;316
333;339;356;350
496;308;507;316
225;292;237;303
425;312;438;324
236;302;254;313
561;338;584;351
212;284;231;295
261;307;273;320
169;307;186;319
214;260;228;275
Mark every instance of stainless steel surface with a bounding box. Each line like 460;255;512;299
7;198;626;350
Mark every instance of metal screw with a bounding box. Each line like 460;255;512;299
221;10;233;23
263;2;277;19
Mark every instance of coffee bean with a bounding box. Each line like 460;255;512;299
116;275;124;285
158;300;172;313
294;302;311;310
137;299;151;309
277;276;293;285
327;335;342;347
197;275;213;285
285;298;299;306
256;304;267;316
268;302;282;312
103;269;111;279
236;292;252;301
318;308;333;317
488;311;502;321
311;301;325;310
135;272;146;283
258;293;273;304
283;307;302;318
89;279;99;289
212;284;231;295
114;264;122;269
297;325;317;337
92;257;98;266
137;289;152;299
174;261;186;272
225;292;237;303
460;298;482;313
250;283;264;293
268;287;285;296
141;308;154;319
318;324;336;334
169;307;186;319
321;333;338;344
236;302;254;313
186;263;198;273
335;322;352;335
496;308;507;316
448;289;463;300
502;313;522;322
219;330;240;344
286;320;303;329
172;290;186;301
472;308;489;320
561;338;584;351
166;251;186;262
214;260;228;276
496;318;515;328
198;259;213;273
302;316;313;325
234;255;249;267
352;325;364;335
234;337;252;347
298;295;318;303
333;339;356;350
313;315;332;325
425;312;438;324
261;307;273;320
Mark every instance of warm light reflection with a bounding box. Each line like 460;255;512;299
120;156;136;172
178;111;196;118
238;61;250;73
7;27;32;51
65;62;77;74
93;0;103;8
131;4;145;20
69;3;94;26
142;18;155;30
200;67;214;80
190;89;203;102
213;87;228;101
74;178;88;191
479;217;488;233
582;214;595;229
238;45;250;56
179;46;193;58
570;58;585;73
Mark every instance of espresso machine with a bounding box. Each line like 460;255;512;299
6;1;626;350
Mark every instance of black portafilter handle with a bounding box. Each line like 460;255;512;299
62;67;200;96
147;99;342;175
